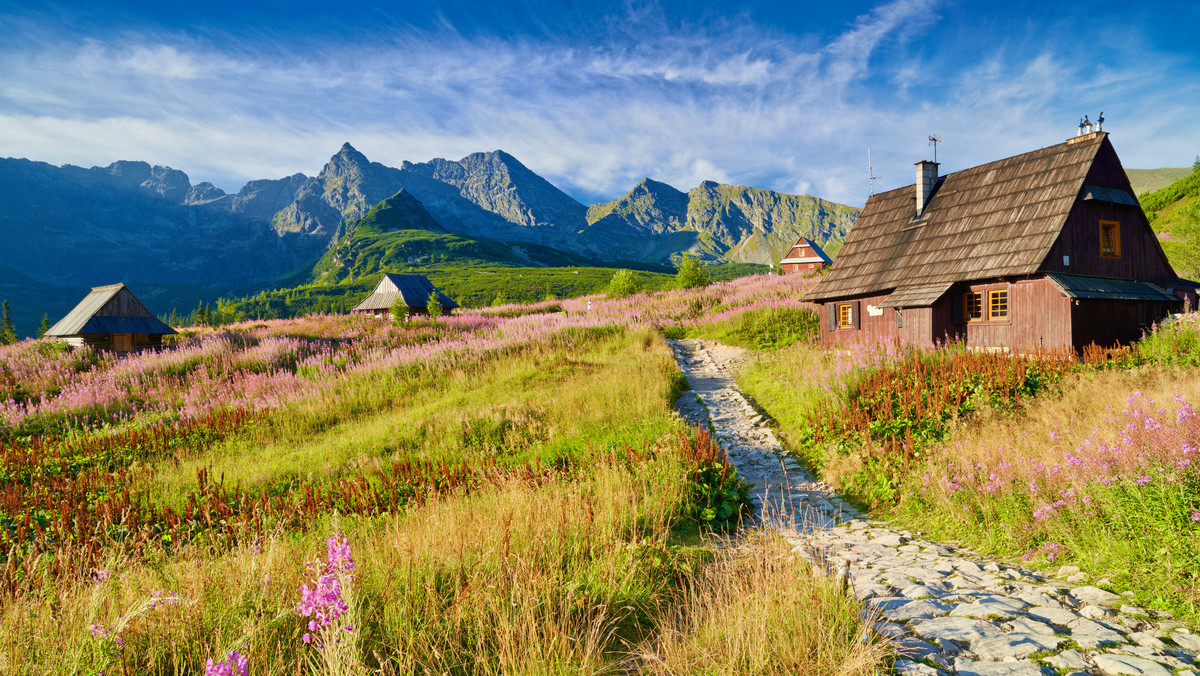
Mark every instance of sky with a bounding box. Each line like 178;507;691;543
1;0;1197;208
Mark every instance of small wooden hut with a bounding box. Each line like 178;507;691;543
46;283;176;353
351;273;458;319
778;237;831;274
805;131;1199;351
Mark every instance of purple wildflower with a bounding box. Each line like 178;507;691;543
1191;510;1200;522
205;650;249;676
1135;475;1153;486
93;569;110;582
327;532;355;576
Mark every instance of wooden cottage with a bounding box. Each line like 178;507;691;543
351;273;458;319
779;237;832;275
46;283;176;353
805;131;1198;351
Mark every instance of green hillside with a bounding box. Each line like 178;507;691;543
1142;169;1200;279
1127;167;1192;195
207;191;769;321
307;190;604;284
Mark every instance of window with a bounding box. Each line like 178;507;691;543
988;290;1009;320
1099;220;1121;258
838;303;853;329
964;292;983;320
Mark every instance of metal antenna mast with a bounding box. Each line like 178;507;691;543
868;148;878;195
929;134;943;163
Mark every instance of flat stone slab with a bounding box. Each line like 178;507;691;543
1070;586;1122;606
1173;632;1200;651
1026;605;1078;625
894;659;946;676
949;595;1027;620
884;599;955;622
912;617;1004;645
1092;653;1174;676
1008;617;1057;636
1043;648;1087;670
953;659;1054;676
971;632;1066;661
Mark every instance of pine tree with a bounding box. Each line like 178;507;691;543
1194;154;1199;174
0;300;16;345
169;308;180;327
427;290;443;319
38;313;51;338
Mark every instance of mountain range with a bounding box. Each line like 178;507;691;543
0;144;858;293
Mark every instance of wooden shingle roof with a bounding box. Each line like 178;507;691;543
352;274;458;312
805;133;1109;302
47;283;176;336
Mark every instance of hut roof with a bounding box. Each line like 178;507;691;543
46;283;177;336
351;273;459;312
779;237;832;265
805;132;1119;302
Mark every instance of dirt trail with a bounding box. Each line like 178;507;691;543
669;338;1200;676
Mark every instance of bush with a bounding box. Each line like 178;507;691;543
675;256;711;290
606;269;641;298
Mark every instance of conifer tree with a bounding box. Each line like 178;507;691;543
427;290;443;319
38;313;51;338
169;308;180;327
0;300;16;344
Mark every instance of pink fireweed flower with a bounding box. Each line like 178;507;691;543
1191;510;1200;522
327;532;355;576
297;529;356;648
1135;475;1153;486
205;650;249;676
93;569;110;582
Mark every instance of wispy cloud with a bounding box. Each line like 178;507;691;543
0;0;1196;207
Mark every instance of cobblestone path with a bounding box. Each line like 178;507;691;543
669;338;1200;676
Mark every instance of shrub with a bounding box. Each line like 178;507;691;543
675;256;710;290
606;269;641;298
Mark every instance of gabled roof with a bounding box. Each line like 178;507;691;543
352;273;459;312
779;237;832;265
46;283;176;336
806;132;1111;303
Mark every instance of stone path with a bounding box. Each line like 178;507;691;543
669;338;1200;676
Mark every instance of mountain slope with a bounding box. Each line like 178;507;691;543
582;177;857;265
1143;170;1200;279
306;189;606;285
0;157;317;286
1127;168;1192;195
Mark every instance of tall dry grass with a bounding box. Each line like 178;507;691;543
639;530;890;676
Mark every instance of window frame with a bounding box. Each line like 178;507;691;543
1099;220;1122;259
964;291;983;321
987;289;1009;320
837;303;853;329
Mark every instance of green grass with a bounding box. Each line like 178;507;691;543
1143;169;1200;279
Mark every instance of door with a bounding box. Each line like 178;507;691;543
113;334;133;353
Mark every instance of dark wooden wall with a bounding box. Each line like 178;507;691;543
1039;139;1176;281
95;288;154;318
1071;299;1176;348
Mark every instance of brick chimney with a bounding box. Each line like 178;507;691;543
915;160;939;218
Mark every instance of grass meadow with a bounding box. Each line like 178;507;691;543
0;273;891;674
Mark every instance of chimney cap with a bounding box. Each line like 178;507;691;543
914;160;940;167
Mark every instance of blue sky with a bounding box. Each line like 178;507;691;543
1;0;1197;207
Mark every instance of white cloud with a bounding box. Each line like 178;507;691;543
0;0;1196;208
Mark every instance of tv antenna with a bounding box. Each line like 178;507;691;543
868;148;879;195
928;134;943;163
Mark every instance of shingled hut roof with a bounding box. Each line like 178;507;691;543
806;132;1116;303
351;273;459;312
46;283;177;336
